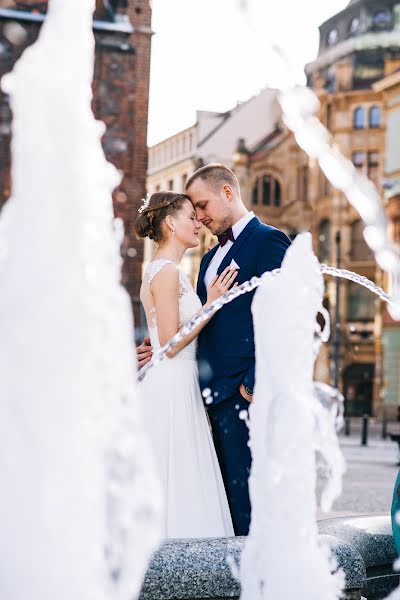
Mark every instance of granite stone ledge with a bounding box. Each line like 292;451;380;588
140;537;243;600
139;517;398;600
318;516;397;571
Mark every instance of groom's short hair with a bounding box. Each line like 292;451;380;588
185;163;240;194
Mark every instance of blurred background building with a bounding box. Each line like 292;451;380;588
0;0;152;323
147;0;400;418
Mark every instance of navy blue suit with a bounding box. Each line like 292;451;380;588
196;216;291;535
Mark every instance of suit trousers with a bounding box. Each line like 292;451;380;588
207;391;252;536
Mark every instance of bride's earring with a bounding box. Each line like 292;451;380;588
171;229;175;237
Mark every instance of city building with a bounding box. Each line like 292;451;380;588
146;88;281;280
0;0;152;323
146;0;400;417
373;68;400;419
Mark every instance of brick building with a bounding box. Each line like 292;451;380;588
0;0;152;324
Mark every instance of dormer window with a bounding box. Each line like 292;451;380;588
349;17;360;34
372;9;392;30
327;29;339;46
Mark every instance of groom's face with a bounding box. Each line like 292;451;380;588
186;179;232;236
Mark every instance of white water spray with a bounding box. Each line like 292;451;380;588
239;233;345;600
0;1;162;598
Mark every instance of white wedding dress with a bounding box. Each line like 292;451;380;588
139;259;234;539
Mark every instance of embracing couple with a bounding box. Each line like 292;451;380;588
136;164;290;538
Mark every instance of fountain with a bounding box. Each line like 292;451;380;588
239;233;345;600
0;1;162;599
1;1;400;600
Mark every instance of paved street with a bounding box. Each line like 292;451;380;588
317;422;400;520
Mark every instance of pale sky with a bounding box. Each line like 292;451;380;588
148;0;349;146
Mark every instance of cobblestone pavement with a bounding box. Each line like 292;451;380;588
317;425;400;519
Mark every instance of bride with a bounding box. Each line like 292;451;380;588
135;191;236;539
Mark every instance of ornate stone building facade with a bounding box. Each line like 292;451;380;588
0;0;152;324
147;0;400;417
241;0;400;417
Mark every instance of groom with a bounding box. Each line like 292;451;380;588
138;164;290;535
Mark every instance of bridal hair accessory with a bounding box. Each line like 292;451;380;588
138;192;151;214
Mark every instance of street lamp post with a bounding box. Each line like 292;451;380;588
332;230;341;389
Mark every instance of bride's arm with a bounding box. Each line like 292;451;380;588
151;264;237;359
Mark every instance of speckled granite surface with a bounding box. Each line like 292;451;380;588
139;517;396;600
140;537;242;599
318;515;396;568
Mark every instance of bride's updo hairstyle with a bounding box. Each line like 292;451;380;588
134;191;190;243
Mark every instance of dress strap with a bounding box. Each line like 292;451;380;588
144;259;176;286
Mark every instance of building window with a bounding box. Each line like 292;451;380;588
368;151;380;186
327;28;339;46
372;9;392;30
319;169;330;197
354;106;365;129
274;180;281;207
349;17;361;34
352;151;365;170
350;220;374;261
346;281;375;321
297;165;309;202
369;106;381;128
262;176;271;205
181;173;187;192
319;219;331;263
155;184;160;192
261;175;281;206
326;103;333;131
168;179;173;191
252;179;259;205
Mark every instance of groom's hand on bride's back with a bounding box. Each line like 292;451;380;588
136;336;153;369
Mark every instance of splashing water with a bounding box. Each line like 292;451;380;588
0;1;162;599
239;233;345;600
138;264;396;382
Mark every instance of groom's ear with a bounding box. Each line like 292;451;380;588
223;184;234;200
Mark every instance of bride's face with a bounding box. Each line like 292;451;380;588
170;200;202;248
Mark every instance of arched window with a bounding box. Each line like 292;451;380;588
349;16;360;35
260;174;282;206
354;106;365;129
327;29;339;46
262;176;271;206
350;220;374;261
369;106;381;129
252;179;259;205
319;220;331;263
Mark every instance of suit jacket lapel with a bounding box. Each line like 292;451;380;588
197;243;220;302
217;216;260;275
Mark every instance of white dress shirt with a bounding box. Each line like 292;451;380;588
204;211;255;288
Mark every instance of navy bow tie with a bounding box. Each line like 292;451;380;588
217;227;235;247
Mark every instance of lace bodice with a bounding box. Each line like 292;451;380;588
141;259;202;360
